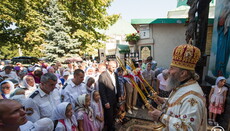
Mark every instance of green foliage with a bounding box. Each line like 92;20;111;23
43;0;80;61
125;33;140;42
0;0;119;59
0;44;19;59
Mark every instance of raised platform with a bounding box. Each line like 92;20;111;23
115;108;220;131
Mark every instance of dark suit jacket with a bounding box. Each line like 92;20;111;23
99;71;121;106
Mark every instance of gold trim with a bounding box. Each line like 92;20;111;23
166;115;170;131
173;80;196;92
181;121;188;131
159;114;164;122
168;91;206;107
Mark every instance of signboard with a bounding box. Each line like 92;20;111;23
140;25;150;39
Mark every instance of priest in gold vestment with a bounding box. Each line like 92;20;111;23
148;44;207;131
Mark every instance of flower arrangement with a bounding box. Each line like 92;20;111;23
125;33;140;42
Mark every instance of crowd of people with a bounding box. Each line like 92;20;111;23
0;44;228;131
0;57;159;131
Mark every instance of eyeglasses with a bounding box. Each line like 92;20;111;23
1;86;10;90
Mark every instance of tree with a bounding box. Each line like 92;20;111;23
0;0;119;59
0;44;19;60
43;0;80;61
0;0;48;57
60;0;119;55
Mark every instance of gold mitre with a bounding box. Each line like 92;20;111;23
170;42;201;71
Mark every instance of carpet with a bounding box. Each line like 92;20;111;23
116;118;164;131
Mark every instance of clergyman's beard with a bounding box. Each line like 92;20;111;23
165;73;181;91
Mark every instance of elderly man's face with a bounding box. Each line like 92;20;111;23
0;101;27;127
1;83;11;94
108;62;117;73
165;66;182;91
98;65;106;73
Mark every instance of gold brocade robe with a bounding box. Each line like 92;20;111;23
160;81;207;131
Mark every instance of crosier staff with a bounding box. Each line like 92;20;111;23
127;58;158;101
116;56;165;130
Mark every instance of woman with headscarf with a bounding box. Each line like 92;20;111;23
90;90;104;131
75;94;95;131
0;80;15;99
22;75;38;98
34;118;54;131
85;77;95;94
52;102;78;131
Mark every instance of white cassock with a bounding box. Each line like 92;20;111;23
159;80;207;131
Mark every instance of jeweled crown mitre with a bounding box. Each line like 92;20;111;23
170;43;201;71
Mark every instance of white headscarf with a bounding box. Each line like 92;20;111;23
22;75;37;98
90;90;101;106
52;102;70;120
34;118;54;131
90;90;103;119
52;102;78;131
215;76;226;86
23;75;36;89
0;80;15;98
85;67;95;77
76;94;87;108
75;94;93;121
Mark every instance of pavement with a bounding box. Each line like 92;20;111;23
115;108;221;131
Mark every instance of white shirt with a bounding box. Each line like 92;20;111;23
20;121;35;131
0;71;19;81
61;79;88;108
25;86;38;98
107;70;117;94
157;73;167;91
30;87;61;119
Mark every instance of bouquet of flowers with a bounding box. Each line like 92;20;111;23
125;33;140;42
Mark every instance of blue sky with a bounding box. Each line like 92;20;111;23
107;0;177;22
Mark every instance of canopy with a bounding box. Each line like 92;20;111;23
117;44;130;53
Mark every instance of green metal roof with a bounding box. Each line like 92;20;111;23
131;18;214;25
117;44;130;53
177;0;188;8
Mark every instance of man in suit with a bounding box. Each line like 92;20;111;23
99;60;121;131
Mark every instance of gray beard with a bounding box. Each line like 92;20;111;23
165;75;181;91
